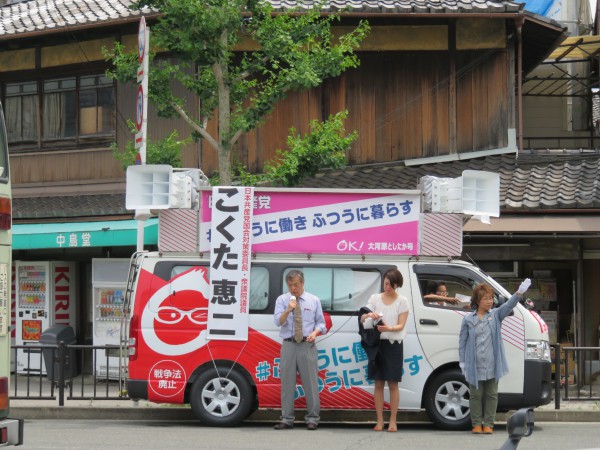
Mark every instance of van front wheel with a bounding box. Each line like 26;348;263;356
190;367;254;427
424;368;471;430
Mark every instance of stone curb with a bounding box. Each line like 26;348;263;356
11;406;600;423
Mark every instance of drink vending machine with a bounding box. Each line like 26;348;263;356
14;261;77;375
92;258;129;379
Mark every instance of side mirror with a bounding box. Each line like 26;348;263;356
523;298;535;310
500;408;534;450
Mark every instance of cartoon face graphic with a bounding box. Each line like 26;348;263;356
154;290;208;345
141;267;211;356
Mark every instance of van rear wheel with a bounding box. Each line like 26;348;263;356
424;368;471;430
190;367;254;427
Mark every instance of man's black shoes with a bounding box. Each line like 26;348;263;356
273;422;294;430
306;423;318;430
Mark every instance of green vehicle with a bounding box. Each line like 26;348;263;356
0;101;24;446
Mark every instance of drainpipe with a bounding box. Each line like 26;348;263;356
515;18;524;153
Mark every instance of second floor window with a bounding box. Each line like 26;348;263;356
79;75;115;136
4;74;115;146
43;77;77;139
5;81;38;143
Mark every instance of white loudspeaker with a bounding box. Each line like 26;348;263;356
125;165;173;210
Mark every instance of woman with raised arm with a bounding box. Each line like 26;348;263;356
459;278;531;435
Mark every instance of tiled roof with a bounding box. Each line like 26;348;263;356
13;193;127;220
0;0;153;37
0;0;525;38
299;154;600;210
12;154;600;221
266;0;523;13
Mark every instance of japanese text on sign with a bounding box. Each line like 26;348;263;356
148;359;186;398
254;342;424;398
200;190;421;255
56;232;92;248
207;187;254;341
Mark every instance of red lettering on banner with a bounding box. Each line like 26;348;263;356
54;267;70;284
54;266;71;323
55;314;70;323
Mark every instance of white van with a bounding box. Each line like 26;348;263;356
122;180;551;429
123;251;552;430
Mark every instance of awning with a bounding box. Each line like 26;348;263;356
12;218;158;250
463;216;600;234
547;36;600;62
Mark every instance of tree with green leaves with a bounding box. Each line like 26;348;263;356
106;0;368;185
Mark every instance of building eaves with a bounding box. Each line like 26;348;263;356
298;154;600;211
11;154;600;221
1;0;528;39
267;1;523;14
13;193;128;221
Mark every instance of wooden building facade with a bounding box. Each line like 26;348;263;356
0;3;565;193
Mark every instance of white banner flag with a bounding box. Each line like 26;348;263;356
207;187;254;341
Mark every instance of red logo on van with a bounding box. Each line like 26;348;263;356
140;267;212;356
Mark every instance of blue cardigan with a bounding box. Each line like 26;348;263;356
458;293;521;388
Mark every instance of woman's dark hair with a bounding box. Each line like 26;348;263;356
426;280;446;295
470;283;494;308
384;268;403;289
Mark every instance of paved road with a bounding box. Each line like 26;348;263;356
18;420;600;450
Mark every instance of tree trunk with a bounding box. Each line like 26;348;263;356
218;143;232;185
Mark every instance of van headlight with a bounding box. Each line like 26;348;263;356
525;340;551;361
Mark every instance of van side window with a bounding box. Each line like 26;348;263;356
169;265;270;311
171;265;196;277
418;276;475;309
283;267;381;312
249;266;269;311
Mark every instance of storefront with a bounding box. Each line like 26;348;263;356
463;215;600;352
11;218;158;348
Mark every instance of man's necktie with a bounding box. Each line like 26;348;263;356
293;300;303;343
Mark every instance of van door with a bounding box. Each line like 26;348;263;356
409;263;489;369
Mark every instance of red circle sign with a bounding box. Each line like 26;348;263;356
138;16;146;64
148;359;187;398
136;84;144;131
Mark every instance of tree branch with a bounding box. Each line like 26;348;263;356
230;128;244;147
171;102;220;151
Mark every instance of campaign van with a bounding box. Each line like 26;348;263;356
121;174;552;429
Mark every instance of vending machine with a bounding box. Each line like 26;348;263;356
92;258;130;379
14;261;77;374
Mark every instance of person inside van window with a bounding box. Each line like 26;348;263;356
359;268;410;433
458;278;531;435
273;270;326;431
423;280;460;306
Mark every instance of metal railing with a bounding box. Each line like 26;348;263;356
10;342;130;405
12;342;599;409
552;343;600;409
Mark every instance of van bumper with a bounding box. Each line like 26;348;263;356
498;360;552;410
1;417;24;446
127;379;148;401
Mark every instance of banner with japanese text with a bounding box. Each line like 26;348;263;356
207;187;254;341
200;189;421;255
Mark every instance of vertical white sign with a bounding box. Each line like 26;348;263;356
207;187;254;341
135;16;149;165
134;16;151;251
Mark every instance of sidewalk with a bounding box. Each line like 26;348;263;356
10;396;600;423
9;372;600;423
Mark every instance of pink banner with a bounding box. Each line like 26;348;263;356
200;189;421;255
